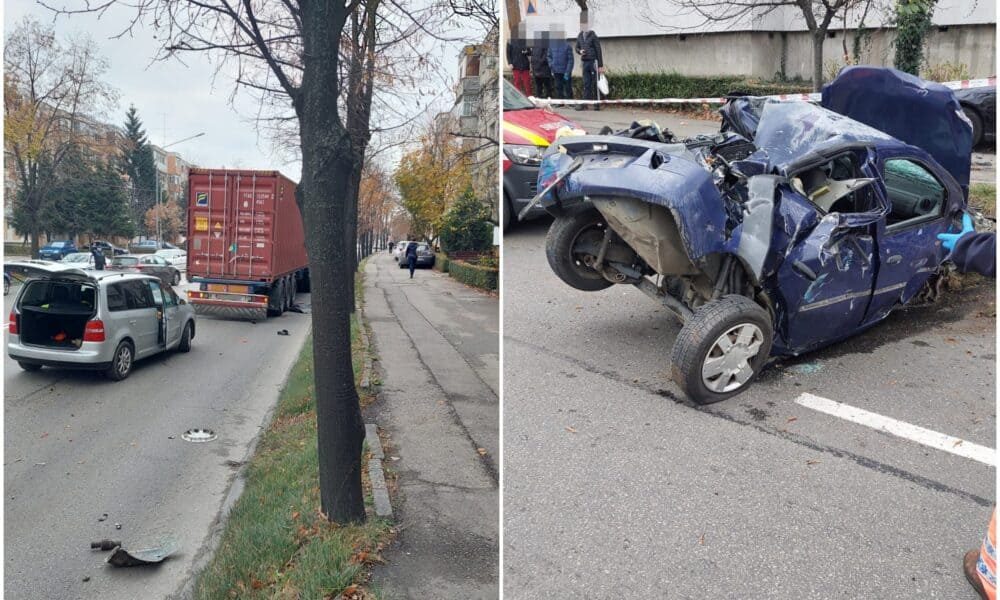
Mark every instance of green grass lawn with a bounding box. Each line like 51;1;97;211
969;182;996;218
194;267;391;599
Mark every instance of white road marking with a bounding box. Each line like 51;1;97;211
795;392;996;467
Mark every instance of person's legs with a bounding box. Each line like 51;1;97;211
543;77;555;99
577;61;596;110
514;69;531;96
533;76;545;98
552;73;565;99
408;255;416;278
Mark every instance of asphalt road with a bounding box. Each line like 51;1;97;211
503;218;995;599
4;280;311;599
562;107;997;184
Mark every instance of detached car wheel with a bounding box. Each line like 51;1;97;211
670;295;773;404
18;362;42;372
106;341;135;381
545;208;615;292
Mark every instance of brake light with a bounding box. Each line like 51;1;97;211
83;320;106;342
8;311;17;335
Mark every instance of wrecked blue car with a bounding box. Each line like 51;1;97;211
528;67;974;404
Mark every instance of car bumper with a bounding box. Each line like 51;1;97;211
504;163;548;220
416;255;435;266
8;337;115;368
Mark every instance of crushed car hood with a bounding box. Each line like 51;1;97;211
821;66;972;192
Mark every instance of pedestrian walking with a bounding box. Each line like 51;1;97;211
388;239;395;253
530;32;554;99
575;11;604;111
405;241;418;279
91;246;106;271
938;215;997;600
507;23;532;96
548;29;574;100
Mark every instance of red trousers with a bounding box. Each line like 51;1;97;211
512;69;532;96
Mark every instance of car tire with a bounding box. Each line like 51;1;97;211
106;340;135;381
172;271;181;286
178;322;193;352
964;106;983;147
502;192;512;233
670;295;773;405
18;362;42;372
4;278;8;296
545;208;615;292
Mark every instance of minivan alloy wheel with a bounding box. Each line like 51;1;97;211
116;344;132;376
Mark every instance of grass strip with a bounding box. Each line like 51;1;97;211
194;267;390;600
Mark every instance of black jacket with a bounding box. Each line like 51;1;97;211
506;39;531;71
575;30;603;67
405;242;419;258
529;46;552;78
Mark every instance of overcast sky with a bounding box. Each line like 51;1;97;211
4;0;484;181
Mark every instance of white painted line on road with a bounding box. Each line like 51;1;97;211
795;392;996;467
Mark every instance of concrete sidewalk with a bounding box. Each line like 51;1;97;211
365;254;498;599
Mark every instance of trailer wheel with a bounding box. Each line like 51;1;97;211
670;295;772;405
545;208;614;292
267;281;285;317
296;270;311;293
286;276;295;308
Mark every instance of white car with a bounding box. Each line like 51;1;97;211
393;241;411;261
155;248;187;268
60;253;96;268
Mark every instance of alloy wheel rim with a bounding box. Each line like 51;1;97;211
118;346;132;375
701;323;764;393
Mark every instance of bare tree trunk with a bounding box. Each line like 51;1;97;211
297;0;365;524
812;31;825;92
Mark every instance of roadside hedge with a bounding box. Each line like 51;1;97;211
448;259;498;291
434;252;450;273
507;71;812;100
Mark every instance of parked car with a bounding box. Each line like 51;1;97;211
503;79;582;231
131;240;178;252
110;255;181;286
38;240;78;261
87;240;127;256
155;248;187;268
393;241;412;261
61;252;98;267
397;242;435;268
532;66;973;404
954;85;996;147
6;262;196;380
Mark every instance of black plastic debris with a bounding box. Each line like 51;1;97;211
90;540;121;551
106;540;178;567
287;304;304;314
277;329;289;336
97;513;108;522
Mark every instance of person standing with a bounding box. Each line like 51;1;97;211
405;241;418;279
91;246;106;271
575;11;604;111
506;23;532;97
529;32;554;99
548;28;574;100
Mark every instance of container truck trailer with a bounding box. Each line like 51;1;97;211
185;169;310;321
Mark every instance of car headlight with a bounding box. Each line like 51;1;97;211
504;144;546;166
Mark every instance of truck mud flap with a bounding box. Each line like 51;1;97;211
192;302;268;322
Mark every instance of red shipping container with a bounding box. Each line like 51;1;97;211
186;169;307;283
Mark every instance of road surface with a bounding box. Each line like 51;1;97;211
4;280;311;599
503;218;995;599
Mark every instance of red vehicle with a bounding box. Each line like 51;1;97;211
502;79;582;231
185;169;309;321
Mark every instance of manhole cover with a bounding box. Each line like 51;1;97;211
181;429;217;442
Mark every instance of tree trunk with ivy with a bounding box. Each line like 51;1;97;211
893;0;936;75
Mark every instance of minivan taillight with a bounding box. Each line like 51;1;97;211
8;311;17;335
83;320;106;342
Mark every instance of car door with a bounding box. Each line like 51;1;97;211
863;154;957;325
119;280;159;357
147;280;174;349
161;283;183;346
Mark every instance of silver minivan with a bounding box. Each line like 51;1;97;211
6;262;197;380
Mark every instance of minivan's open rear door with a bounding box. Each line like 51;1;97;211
4;260;93;284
